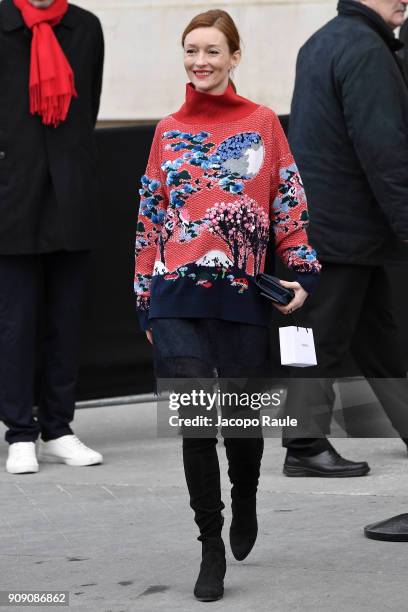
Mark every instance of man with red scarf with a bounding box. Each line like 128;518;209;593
0;0;104;473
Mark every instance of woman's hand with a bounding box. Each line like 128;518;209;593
146;330;153;344
272;280;309;316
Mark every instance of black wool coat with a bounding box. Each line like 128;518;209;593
0;0;104;254
289;0;408;264
399;18;408;83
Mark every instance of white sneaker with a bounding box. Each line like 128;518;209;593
38;435;103;467
6;442;39;474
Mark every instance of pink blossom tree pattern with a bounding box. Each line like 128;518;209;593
204;195;269;275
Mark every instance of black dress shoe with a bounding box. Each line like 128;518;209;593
283;447;370;477
194;537;226;602
364;514;408;541
230;495;257;561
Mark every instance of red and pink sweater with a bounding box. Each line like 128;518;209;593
135;84;321;330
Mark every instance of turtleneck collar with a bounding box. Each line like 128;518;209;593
172;83;259;125
337;0;404;52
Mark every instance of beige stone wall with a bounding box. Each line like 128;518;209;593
75;0;337;120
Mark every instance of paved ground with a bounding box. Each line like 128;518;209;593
0;401;408;612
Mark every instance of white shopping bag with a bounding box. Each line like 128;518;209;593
279;326;317;367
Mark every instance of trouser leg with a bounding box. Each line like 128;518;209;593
282;378;335;455
0;255;40;444
349;266;408;438
37;251;91;441
282;264;372;454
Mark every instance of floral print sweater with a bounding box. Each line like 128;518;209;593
135;84;321;330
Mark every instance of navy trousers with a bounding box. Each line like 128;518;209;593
283;263;408;454
0;252;90;444
151;318;270;541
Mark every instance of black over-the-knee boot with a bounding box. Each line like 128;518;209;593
183;437;226;601
224;436;264;561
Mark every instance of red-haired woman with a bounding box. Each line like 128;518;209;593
134;9;320;602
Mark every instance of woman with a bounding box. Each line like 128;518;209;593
134;9;321;602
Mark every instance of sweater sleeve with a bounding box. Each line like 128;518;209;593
269;114;321;283
134;124;168;331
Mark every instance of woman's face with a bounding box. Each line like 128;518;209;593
183;27;241;95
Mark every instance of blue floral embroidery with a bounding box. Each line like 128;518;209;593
273;164;304;212
134;273;151;309
139;175;165;224
217;133;259;160
288;245;318;262
161;131;264;196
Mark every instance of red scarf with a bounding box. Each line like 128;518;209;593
13;0;77;127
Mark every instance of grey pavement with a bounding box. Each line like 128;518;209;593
0;401;408;612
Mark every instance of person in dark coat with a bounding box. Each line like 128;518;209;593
281;0;408;477
399;12;408;77
0;0;104;473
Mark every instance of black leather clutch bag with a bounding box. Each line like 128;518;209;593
255;274;295;305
